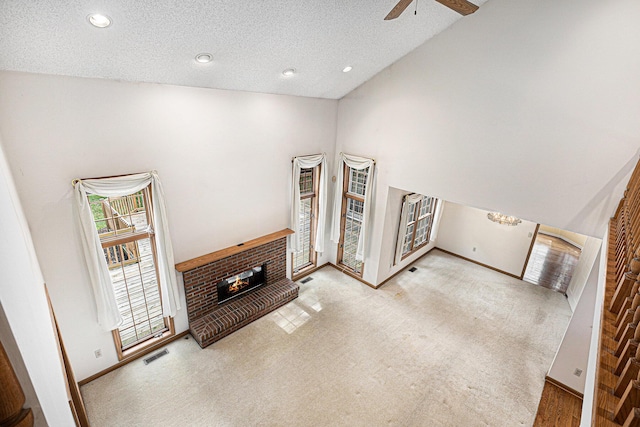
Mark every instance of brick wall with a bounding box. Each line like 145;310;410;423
182;237;287;323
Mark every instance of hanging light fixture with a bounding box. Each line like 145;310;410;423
487;212;522;226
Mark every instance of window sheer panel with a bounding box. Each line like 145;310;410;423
74;185;123;330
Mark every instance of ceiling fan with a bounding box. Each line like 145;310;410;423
384;0;478;19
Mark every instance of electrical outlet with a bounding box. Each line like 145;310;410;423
573;368;582;377
472;247;476;252
94;349;102;358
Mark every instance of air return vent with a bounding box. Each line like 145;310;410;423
300;277;313;284
143;349;169;365
409;267;417;272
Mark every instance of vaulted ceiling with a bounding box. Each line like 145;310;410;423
0;0;487;99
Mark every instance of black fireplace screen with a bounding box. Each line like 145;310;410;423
216;264;266;304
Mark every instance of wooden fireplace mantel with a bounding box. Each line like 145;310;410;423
175;228;294;273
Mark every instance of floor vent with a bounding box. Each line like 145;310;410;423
143;349;169;365
409;267;417;272
300;277;314;284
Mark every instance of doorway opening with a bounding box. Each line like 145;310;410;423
523;225;585;294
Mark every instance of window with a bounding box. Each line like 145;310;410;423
399;194;438;259
338;165;369;275
87;187;174;358
292;166;320;276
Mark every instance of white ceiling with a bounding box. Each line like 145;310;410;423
0;0;487;99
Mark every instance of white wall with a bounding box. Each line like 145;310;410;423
539;224;588;249
0;134;75;426
581;234;609;425
436;201;537;277
566;237;602;311
0;71;338;380
547;250;600;394
335;0;640;285
375;187;441;284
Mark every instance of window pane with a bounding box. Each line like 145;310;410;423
293;197;313;272
415;215;433;247
402;223;415;255
89;191;148;237
88;194;109;232
419;197;428;217
419;196;434;218
407;202;417;223
348;167;368;196
342;197;364;273
109;238;167;349
299;168;314;195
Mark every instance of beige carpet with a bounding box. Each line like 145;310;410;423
81;249;572;426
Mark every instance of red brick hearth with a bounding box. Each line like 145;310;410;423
176;229;299;348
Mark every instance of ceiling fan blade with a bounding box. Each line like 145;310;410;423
435;0;479;15
384;0;414;20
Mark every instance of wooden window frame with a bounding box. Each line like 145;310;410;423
91;186;175;361
292;165;320;280
400;196;438;261
337;164;368;277
112;317;175;362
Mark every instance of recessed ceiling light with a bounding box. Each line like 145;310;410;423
88;14;111;28
195;53;213;63
343;66;353;73
282;68;296;77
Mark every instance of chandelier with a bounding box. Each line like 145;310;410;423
487;212;522;226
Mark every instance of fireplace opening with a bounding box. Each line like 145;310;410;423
217;264;267;304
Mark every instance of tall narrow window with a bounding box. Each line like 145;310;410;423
87;187;174;357
292;165;319;276
338;165;369;275
291;154;328;279
397;194;438;262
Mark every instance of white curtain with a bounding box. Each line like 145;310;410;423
430;199;444;242
73;171;180;331
330;153;375;262
394;193;423;265
290;153;328;253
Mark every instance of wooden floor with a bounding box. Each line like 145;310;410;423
534;380;582;426
524;234;581;294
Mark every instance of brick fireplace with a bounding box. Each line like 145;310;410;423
176;229;299;348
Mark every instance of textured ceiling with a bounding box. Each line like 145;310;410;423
0;0;487;99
